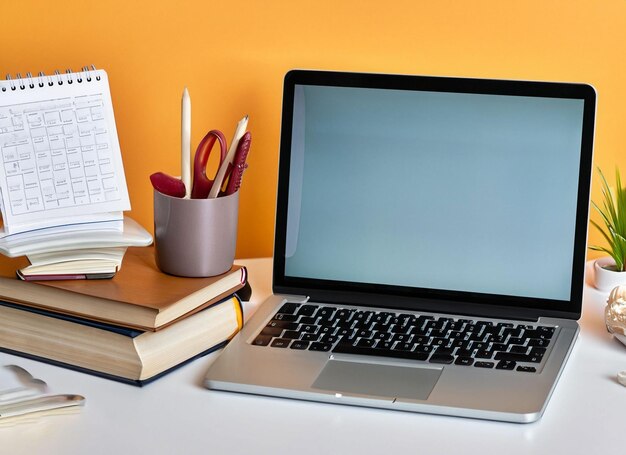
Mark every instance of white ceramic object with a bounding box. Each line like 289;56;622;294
618;371;626;387
594;257;626;292
605;285;626;349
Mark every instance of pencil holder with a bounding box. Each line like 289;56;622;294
153;190;239;277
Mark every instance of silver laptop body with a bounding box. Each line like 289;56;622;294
206;70;596;423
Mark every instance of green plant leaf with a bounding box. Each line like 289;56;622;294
590;167;626;271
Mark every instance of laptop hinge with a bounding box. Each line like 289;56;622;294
282;295;310;304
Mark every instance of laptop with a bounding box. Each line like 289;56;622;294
205;70;596;423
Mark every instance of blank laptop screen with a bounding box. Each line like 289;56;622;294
283;83;586;302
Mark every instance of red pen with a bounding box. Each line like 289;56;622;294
224;132;251;196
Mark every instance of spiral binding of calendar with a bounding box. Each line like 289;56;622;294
1;64;101;93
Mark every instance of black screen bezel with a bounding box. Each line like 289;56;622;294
273;70;596;321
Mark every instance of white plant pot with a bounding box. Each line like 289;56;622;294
594;257;626;292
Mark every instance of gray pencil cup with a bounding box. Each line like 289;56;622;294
153;190;239;277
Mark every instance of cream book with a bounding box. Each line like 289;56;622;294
0;295;243;385
17;247;127;281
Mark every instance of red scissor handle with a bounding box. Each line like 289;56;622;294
191;130;228;199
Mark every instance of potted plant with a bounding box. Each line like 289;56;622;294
589;167;626;291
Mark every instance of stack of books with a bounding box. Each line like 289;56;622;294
0;247;248;386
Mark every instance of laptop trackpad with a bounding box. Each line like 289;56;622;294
312;359;442;401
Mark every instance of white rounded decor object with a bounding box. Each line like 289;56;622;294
594;257;626;292
606;286;626;335
605;285;626;349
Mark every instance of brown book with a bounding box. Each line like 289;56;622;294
0;246;246;331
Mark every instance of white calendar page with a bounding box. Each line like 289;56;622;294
0;69;130;235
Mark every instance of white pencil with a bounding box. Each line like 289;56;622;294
181;87;191;198
208;114;249;198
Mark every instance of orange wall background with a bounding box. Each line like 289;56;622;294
1;1;625;259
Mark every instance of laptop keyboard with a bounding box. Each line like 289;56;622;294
252;302;556;373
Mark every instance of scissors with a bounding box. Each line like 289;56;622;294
190;130;228;199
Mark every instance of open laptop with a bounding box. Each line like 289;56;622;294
205;70;596;423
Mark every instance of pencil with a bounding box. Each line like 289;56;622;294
181;87;191;198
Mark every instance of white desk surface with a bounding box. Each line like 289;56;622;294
1;258;624;454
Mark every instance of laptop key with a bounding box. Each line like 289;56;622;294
525;327;554;340
317;307;336;319
448;321;464;331
352;311;373;322
471;341;488;350
496;360;517;370
392;324;412;334
301;333;320;342
252;335;272;346
356;339;376;348
429;353;454;364
297;305;318;317
474;361;495;368
301;324;318;333
433;346;455;356
391;333;409;343
527;338;549;348
431;337;447;347
494;352;542;363
491;343;508;352
335;328;352;337
309;342;332;352
395;342;415;351
278;302;299;314
261;327;284;337
282;330;301;339
320;335;339;344
335;309;351;320
267;320;299;330
270;338;290;348
516;366;537;373
530;347;547;356
414;344;434;354
290;340;310;350
299;316;317;325
332;343;429;361
455;356;474;366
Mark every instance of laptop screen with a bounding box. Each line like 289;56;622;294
274;71;595;319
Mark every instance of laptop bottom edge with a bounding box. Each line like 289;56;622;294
205;379;544;424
